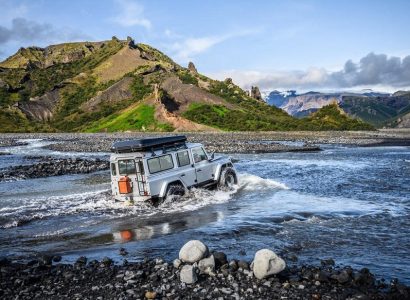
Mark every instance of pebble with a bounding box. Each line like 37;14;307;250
145;291;157;299
119;248;128;256
173;259;182;269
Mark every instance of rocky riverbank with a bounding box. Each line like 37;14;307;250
0;240;408;300
1;130;409;155
0;156;109;181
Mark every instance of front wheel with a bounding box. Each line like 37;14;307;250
218;167;238;189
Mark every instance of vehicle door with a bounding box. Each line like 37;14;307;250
191;147;214;184
117;158;138;194
175;149;196;187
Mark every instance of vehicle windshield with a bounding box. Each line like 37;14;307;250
192;147;208;163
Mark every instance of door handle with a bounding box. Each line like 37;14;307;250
180;174;186;177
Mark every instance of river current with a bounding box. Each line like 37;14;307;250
0;140;409;283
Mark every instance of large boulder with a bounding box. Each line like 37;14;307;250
180;265;198;284
252;249;286;279
179;240;208;263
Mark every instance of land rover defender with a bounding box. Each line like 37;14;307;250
110;135;238;203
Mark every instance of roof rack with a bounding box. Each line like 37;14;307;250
111;135;187;153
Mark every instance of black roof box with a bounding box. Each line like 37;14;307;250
111;135;187;153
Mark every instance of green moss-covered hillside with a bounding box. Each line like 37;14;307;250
0;37;374;132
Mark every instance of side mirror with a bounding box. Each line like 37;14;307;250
209;152;215;160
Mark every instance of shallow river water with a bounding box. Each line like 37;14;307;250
0;140;409;283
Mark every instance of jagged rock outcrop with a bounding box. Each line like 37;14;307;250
188;62;198;74
81;77;134;112
126;36;136;48
224;78;233;85
152;84;217;131
160;76;235;113
251;86;262;101
17;88;62;121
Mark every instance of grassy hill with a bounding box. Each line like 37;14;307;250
0;37;374;132
340;91;410;128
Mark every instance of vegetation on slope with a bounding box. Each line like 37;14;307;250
183;80;302;130
341;92;410;127
177;70;199;86
0;109;34;132
53;73;155;132
85;104;174;132
304;103;375;130
0;39;124;103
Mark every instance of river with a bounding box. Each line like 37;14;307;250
0;140;409;283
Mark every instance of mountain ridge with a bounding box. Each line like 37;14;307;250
0;37;373;132
265;89;410;128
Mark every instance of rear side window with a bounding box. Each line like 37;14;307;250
147;154;174;174
176;150;190;167
192;147;208;163
118;159;136;175
111;163;117;176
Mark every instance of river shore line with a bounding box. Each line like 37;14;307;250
0;246;408;300
0;129;409;154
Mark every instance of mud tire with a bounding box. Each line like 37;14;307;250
165;183;185;201
218;167;238;189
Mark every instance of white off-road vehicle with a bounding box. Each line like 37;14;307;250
110;135;237;203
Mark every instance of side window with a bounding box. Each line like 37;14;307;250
176;150;191;167
111;163;117;176
147;158;161;173
147;154;174;174
192;147;208;163
118;159;136;175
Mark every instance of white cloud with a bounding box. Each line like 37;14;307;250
111;0;151;29
0;18;90;46
211;68;329;90
167;30;257;63
210;53;410;92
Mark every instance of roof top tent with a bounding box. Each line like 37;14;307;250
111;135;188;154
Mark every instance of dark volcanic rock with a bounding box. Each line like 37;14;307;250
0;255;407;300
0;156;109;181
213;251;228;268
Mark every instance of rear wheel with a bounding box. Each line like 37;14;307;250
218;167;238;189
165;183;185;201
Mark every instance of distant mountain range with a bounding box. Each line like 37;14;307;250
0;36;373;132
265;90;410;128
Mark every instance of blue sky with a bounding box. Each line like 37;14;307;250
1;0;410;92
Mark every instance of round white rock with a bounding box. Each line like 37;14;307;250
252;249;286;279
179;240;209;263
